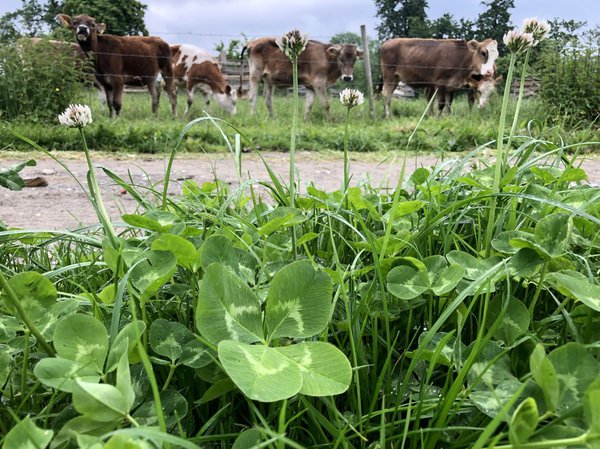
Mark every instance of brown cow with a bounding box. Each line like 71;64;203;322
57;13;177;117
426;72;503;114
170;44;237;115
242;37;363;120
380;38;499;118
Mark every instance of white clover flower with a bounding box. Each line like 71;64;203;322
522;17;551;46
276;29;308;59
339;88;365;108
58;104;93;128
503;30;535;54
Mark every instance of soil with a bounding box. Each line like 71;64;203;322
1;151;599;230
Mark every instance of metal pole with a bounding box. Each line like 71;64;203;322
360;25;375;119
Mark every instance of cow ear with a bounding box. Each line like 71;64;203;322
467;40;480;51
357;49;364;59
97;23;107;34
327;45;341;57
56;14;72;28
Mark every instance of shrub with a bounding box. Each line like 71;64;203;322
538;44;600;124
0;39;89;121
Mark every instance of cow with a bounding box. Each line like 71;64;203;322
380;38;499;118
242;37;363;120
425;72;503;114
169;44;237;115
57;13;177;117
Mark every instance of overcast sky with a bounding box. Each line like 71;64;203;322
1;0;598;53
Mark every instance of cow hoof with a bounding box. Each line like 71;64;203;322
24;177;48;188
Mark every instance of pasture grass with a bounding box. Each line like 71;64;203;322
1;66;600;449
2;87;598;155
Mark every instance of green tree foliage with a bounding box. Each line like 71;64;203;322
330;32;362;46
375;0;430;40
430;13;460;39
0;0;148;43
475;0;514;49
60;0;148;35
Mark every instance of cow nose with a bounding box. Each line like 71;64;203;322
77;25;88;34
342;75;353;82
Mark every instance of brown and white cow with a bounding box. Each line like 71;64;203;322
57;13;177;117
380;38;499;118
242;37;363;120
170;44;237;115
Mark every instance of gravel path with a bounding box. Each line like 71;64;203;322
1;151;598;230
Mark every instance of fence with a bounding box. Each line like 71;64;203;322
510;77;540;98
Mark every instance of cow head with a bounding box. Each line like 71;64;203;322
467;39;498;77
327;44;363;82
57;14;106;52
214;85;238;115
476;74;503;108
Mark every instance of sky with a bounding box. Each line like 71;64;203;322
1;0;598;54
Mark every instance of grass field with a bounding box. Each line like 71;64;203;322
2;86;598;155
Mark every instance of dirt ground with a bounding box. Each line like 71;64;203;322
1;151;599;230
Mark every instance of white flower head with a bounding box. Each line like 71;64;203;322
339;88;365;108
522;17;551;46
58;104;93;128
276;29;308;59
503;29;535;54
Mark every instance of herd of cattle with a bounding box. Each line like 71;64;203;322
22;14;503;119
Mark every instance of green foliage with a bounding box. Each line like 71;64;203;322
0;40;88;120
60;0;148;36
375;0;430;39
0;159;36;191
538;43;600;124
475;0;515;49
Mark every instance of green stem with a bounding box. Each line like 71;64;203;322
0;271;55;356
289;55;299;257
290;55;298;207
21;329;30;398
343;107;350;192
491;433;588;449
79;127;118;247
128;294;168;440
161;364;176;392
483;54;517;256
277;398;287;449
507;49;531;150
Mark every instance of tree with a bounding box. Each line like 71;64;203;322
430;13;460;39
375;0;430;40
475;0;514;50
0;0;148;43
60;0;148;35
330;32;362;46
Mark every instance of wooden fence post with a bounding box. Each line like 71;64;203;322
360;25;375;120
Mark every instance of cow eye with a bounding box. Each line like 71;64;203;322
482;50;488;58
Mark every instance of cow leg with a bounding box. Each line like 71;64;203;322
467;90;476;112
248;75;261;114
185;80;195;115
161;76;178;117
103;84;115;117
111;79;124;116
381;79;397;119
313;86;330;120
264;83;275;117
148;80;159;116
